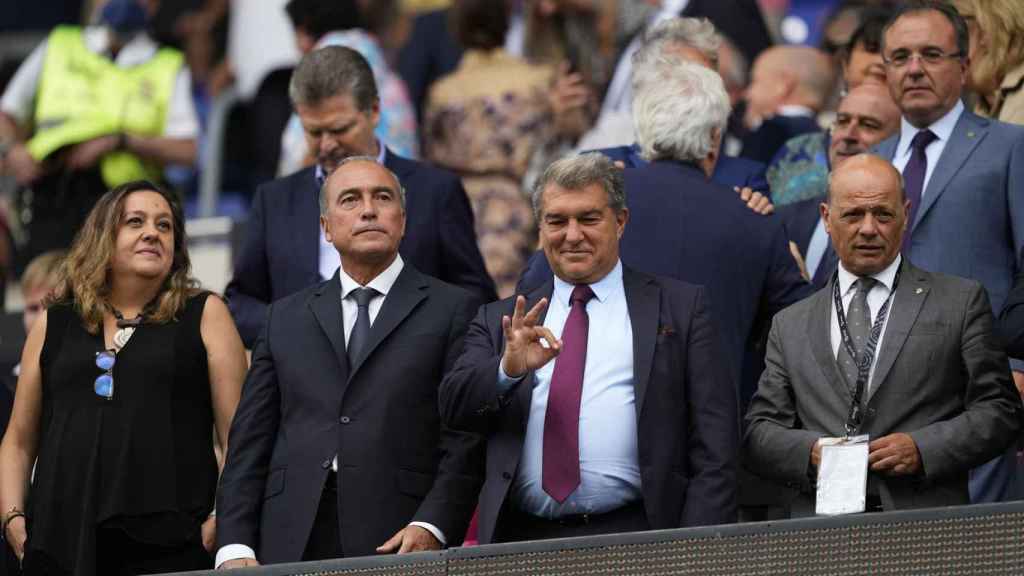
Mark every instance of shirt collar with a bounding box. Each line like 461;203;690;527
315;141;387;187
552;260;623;308
837;254;901;297
897;99;964;158
777;105;816;118
338;254;404;300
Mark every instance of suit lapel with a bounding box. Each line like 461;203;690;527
914;112;988;230
297;168;323;282
347;265;428;380
307;273;350;382
623;268;658;417
806;283;851;403
866;261;930;403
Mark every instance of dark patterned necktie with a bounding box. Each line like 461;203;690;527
542;284;595;503
347;287;378;365
838;277;877;390
902;129;937;253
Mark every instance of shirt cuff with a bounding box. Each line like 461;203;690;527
215;543;256;568
496;361;526;395
409;521;446;546
1010;358;1024;373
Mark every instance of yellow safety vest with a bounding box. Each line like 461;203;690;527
28;25;183;187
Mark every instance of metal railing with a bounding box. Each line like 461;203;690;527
165;501;1024;575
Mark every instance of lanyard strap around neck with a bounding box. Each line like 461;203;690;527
832;265;901;436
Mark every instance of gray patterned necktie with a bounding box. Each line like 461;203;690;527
838;277;877;390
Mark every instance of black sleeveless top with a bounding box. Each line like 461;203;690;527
29;292;217;574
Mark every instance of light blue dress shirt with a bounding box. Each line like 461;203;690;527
499;261;642;518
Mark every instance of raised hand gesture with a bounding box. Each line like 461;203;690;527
501;296;561;378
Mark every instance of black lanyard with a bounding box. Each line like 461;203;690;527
832;266;901;436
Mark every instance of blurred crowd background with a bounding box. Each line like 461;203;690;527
0;0;1021;326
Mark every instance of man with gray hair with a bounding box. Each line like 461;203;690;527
217;157;483;566
584;17;768;193
441;152;738;543
226;45;496;349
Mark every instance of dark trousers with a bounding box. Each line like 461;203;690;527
495;501;649;543
302;471;344;561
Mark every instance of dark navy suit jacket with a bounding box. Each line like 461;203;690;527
226;151;497;347
518;160;812;411
397;8;463;123
740;115;821;165
593;144;769;192
778;196;835;291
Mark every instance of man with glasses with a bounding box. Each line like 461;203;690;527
872;0;1024;503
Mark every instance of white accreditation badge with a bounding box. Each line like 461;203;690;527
815;435;870;516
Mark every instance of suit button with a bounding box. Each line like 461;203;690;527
339;416;351;424
502;472;512;480
321;459;331;469
866;408;876;418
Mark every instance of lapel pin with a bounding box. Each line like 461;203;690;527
915;288;924;294
967;131;976;138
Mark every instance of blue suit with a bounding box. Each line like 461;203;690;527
873;109;1024;503
593;144;769;192
226;151;497;348
778;197;835;291
518;160;812;411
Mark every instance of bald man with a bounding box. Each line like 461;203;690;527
780;84;902;288
745;154;1022;516
740;46;835;164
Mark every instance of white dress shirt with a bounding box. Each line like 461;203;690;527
217;255;446;567
499;261;641;518
1;27;199;138
830;255;902;394
891;100;964;198
317;143;388;281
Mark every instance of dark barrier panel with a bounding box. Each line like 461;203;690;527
165;502;1024;576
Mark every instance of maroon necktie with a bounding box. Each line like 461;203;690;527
542;284;595;503
901;129;937;253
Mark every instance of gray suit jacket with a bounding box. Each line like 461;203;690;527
743;260;1022;514
873;110;1024;316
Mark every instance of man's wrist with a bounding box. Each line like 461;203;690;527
215;543;256;568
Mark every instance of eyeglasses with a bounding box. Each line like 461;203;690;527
883;48;963;68
95;350;116;399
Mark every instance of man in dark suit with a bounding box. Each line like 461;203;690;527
216;157;482;567
871;1;1024;502
226;46;496;347
440;153;737;544
745;154;1021;515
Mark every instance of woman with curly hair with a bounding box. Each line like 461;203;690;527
953;0;1024;125
0;180;247;575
